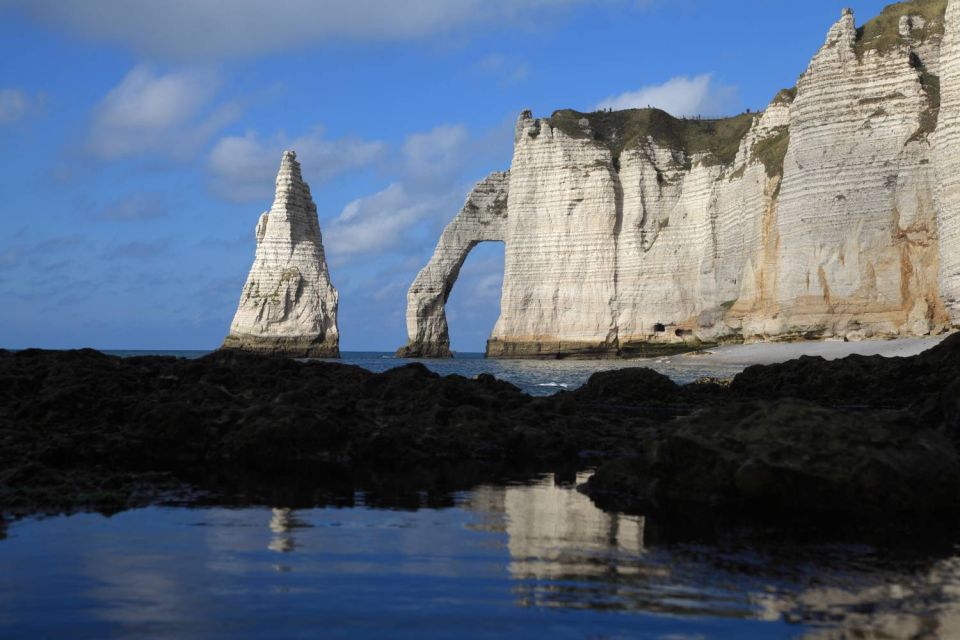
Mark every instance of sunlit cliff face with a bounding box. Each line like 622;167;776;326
403;2;960;358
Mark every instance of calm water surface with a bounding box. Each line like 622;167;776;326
105;351;746;396
2;473;958;639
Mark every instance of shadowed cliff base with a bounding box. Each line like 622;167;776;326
2;333;959;526
221;334;339;358
485;338;622;359
395;341;452;359
484;337;720;359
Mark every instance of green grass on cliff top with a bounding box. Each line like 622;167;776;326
544;0;947;169
855;0;947;55
548;108;757;167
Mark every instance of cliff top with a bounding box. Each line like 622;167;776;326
537;1;944;169
855;0;946;54
548;108;757;166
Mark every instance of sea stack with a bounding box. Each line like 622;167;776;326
222;151;340;357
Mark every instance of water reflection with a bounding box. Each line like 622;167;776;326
267;508;310;554
470;473;960;633
2;476;960;638
469;472;645;577
754;556;960;638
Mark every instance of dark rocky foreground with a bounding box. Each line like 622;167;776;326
2;335;959;524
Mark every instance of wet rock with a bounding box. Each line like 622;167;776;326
585;400;960;517
571;368;680;405
0;348;650;511
731;333;960;407
4;333;960;521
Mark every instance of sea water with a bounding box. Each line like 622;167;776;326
22;347;946;637
3;472;954;639
104;351;746;396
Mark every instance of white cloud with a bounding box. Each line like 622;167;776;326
207;127;386;202
0;89;31;124
88;65;237;159
321;121;513;264
402;124;471;184
596;74;739;117
205;121;507;260
11;0;633;59
325;182;462;264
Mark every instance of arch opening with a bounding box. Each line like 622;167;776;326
445;241;505;355
395;170;510;358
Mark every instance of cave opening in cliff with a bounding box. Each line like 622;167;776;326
653;323;666;333
444;241;505;355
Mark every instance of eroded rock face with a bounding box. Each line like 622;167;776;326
772;4;947;340
938;0;960;324
402;0;960;358
222;151;339;357
486;113;623;357
397;172;509;357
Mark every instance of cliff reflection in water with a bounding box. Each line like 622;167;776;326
466;472;960;635
467;472;645;577
4;474;960;638
466;473;750;616
268;508;311;554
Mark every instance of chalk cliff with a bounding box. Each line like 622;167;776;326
939;0;960;323
400;0;960;358
222;151;339;357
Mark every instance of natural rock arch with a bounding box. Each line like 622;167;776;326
396;172;509;357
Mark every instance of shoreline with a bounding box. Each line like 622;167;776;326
8;333;950;367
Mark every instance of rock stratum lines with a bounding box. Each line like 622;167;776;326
400;0;960;358
223;151;340;358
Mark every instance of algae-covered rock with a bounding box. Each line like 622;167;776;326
585;400;960;517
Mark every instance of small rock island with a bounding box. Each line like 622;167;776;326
222;151;340;358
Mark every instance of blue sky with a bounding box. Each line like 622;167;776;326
0;0;899;352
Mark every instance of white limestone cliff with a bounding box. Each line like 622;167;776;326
938;0;960;323
402;0;960;357
771;3;947;340
222;151;340;357
485;112;621;357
